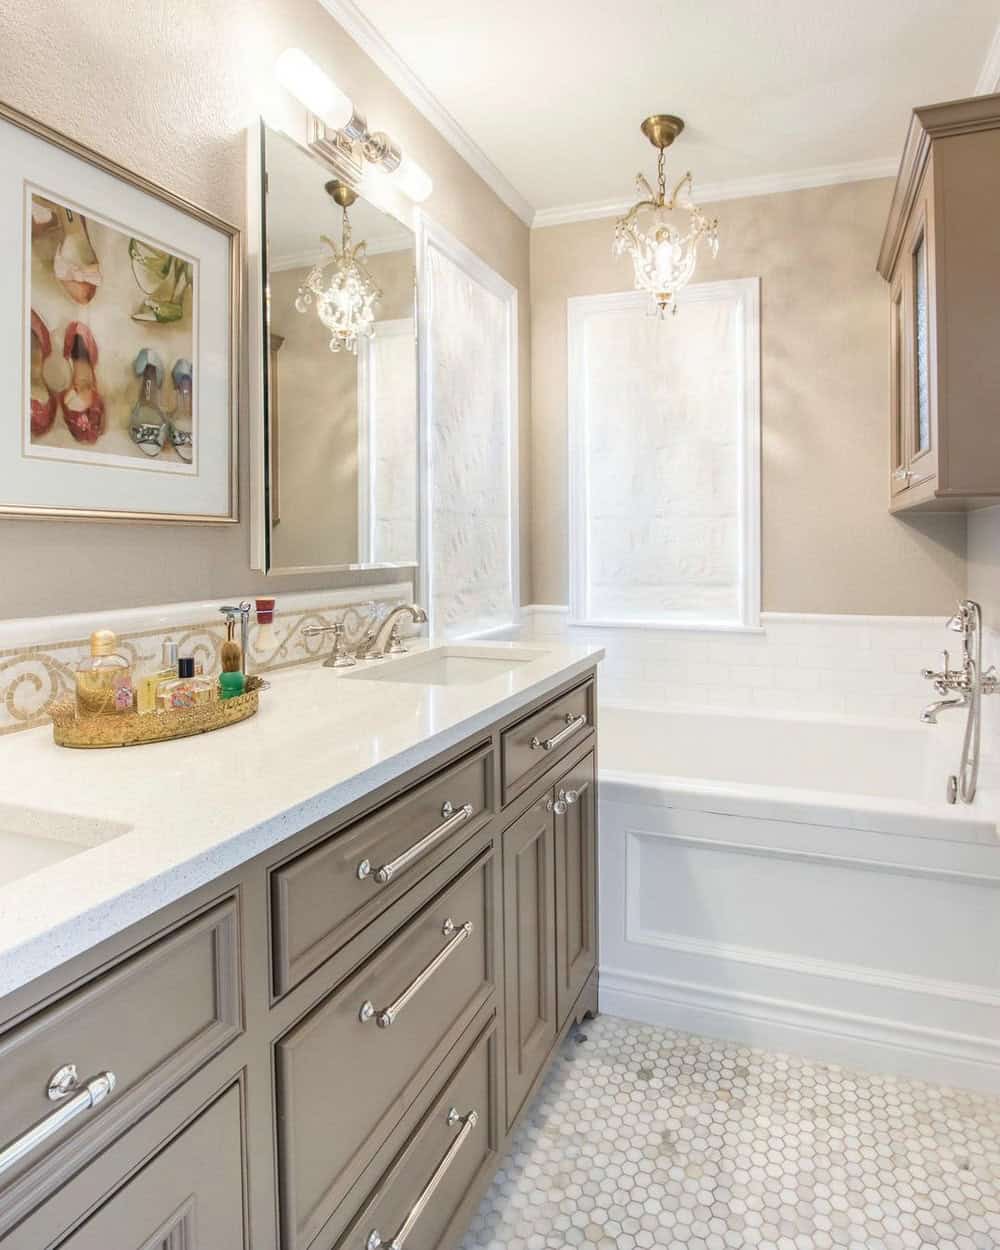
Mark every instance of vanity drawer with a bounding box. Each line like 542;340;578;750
0;898;241;1227
55;1083;244;1250
271;743;494;997
336;1018;498;1250
501;680;595;803
275;848;497;1250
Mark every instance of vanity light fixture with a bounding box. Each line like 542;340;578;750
613;114;719;317
294;180;381;355
275;48;434;203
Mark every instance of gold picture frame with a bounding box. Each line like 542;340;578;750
0;99;240;524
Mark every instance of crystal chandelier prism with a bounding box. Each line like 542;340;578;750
614;115;719;317
295;180;382;354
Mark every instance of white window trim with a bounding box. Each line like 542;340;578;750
356;316;416;565
416;214;520;638
567;278;761;632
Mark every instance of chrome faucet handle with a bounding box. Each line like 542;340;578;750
387;625;407;655
303;621;356;668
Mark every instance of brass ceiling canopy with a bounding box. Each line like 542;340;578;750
640;114;685;151
324;179;358;209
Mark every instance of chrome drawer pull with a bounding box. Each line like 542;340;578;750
530;713;587;752
0;1070;116;1179
366;1106;479;1250
357;802;474;885
359;918;473;1028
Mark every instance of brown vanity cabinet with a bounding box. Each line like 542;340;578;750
0;667;599;1250
336;1018;500;1250
502;741;599;1130
502;795;559;1127
878;93;1000;511
275;848;498;1250
55;1084;245;1250
554;752;598;1030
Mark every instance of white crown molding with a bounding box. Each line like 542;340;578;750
532;157;900;228
315;0;534;226
976;20;1000;93
270;231;413;272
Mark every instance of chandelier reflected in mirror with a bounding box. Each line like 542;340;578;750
613;115;719;317
295;180;382;354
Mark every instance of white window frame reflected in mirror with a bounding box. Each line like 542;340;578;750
417;216;519;639
357;316;418;565
568;278;761;632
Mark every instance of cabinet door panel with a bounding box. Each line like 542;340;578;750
555;752;598;1028
904;174;938;492
58;1085;244;1250
889;266;909;498
502;798;556;1128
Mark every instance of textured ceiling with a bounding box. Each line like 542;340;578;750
352;0;999;214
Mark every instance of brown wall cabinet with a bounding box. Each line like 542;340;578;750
878;93;1000;511
0;670;599;1250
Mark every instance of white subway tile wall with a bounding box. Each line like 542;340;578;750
516;608;954;722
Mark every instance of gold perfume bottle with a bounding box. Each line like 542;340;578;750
75;630;134;717
156;657;215;710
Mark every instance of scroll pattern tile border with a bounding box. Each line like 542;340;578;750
0;582;413;737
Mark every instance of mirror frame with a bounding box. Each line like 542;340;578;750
246;116;421;576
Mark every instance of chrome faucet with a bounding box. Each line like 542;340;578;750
357;603;428;660
920;599;998;803
919;695;967;725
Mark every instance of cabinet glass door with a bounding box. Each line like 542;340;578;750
908;206;935;486
889;272;909;496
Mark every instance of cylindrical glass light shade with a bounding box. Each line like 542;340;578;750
275;48;355;132
391;154;434;203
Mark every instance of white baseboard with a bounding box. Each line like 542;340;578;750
600;966;1000;1095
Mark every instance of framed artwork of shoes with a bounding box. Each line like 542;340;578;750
0;100;239;522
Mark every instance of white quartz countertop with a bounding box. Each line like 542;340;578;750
0;640;603;1001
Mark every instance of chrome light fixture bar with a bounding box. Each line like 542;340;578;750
295;180;382;355
614;114;719;317
276;48;433;203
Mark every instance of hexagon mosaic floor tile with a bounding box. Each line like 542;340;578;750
460;1015;1000;1250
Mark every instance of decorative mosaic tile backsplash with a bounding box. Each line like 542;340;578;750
0;581;413;736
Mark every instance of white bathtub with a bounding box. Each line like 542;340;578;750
596;701;1000;1093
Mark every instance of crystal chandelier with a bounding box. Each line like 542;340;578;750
295;180;381;354
614;115;719;317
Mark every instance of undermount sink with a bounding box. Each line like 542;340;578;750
0;805;131;889
341;645;545;687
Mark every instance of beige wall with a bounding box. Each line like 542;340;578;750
968;506;1000;627
0;0;531;619
530;179;967;615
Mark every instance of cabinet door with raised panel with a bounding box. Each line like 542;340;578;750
58;1085;244;1250
502;797;557;1129
554;752;597;1029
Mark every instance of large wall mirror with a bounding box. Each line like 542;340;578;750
249;122;419;574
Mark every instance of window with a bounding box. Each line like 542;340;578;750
568;278;760;630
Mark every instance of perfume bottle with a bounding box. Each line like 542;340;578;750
135;640;179;714
156;657;216;710
75;630;134;717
